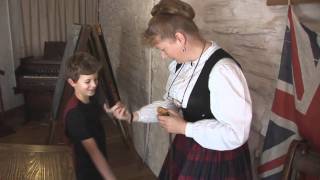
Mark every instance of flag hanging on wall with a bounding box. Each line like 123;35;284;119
258;6;320;180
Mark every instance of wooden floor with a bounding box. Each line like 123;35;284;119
0;107;156;180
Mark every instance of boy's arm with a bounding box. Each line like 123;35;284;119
82;138;116;180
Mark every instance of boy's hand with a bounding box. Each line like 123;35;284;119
82;138;117;180
104;101;131;122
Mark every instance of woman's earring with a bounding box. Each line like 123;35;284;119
182;47;186;52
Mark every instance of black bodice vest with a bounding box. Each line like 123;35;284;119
179;48;241;122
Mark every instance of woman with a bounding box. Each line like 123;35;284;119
108;0;253;179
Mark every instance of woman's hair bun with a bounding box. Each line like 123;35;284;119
151;0;195;20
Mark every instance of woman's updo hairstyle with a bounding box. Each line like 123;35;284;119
143;0;199;46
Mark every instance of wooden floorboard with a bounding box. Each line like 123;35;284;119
0;108;156;180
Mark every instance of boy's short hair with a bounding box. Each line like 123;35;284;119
65;52;102;81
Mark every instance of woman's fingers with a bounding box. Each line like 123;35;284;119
103;104;110;113
158;114;186;134
113;106;130;120
104;102;118;112
114;107;124;116
158;115;169;129
104;101;132;122
111;102;123;111
119;107;127;117
167;109;179;116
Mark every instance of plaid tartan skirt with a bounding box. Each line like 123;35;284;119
158;134;252;180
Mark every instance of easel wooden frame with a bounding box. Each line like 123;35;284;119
48;24;129;146
267;0;320;5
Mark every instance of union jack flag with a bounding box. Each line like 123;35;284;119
258;6;320;180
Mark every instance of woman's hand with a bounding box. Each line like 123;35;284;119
158;110;186;135
104;101;131;122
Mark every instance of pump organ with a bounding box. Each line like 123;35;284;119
15;41;66;121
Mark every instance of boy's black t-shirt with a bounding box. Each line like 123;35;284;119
64;95;107;180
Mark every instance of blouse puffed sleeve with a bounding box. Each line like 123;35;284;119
185;58;252;150
137;61;178;123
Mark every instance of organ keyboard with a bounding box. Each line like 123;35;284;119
15;41;65;121
15;59;60;91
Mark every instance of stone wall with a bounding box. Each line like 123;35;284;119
99;0;320;178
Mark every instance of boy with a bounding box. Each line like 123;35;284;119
64;52;116;180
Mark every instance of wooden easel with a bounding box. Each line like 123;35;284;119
267;0;320;5
48;24;130;147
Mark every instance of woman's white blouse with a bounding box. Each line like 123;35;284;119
137;42;252;151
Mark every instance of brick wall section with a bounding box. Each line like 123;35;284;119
99;0;320;178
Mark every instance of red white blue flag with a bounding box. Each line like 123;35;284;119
258;6;320;180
